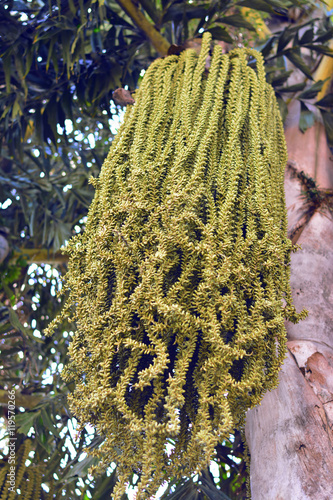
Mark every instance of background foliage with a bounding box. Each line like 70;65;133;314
0;0;332;498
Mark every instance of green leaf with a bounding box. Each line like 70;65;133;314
205;27;233;43
62;454;100;480
44;438;67;476
91;29;103;53
160;479;198;500
277;27;294;53
60;90;73;122
299;27;314;45
298;80;327;100
1;301;29;336
276;94;288;122
163;3;209;23
261;36;277;58
0;298;44;343
238;0;274;14
16;410;40;435
200;477;232;500
78;0;86;24
3;53;12;93
23;46;34;78
316;93;333;108
70;188;91;208
68;0;76;15
12;0;30;11
265;0;290;10
45;95;59;145
284;49;313;79
216;14;256;31
37;430;53;453
46;37;56;72
299;102;315;133
49;221;72;251
277;82;306;92
34;105;43;143
34;27;63;42
320;109;333;148
275;54;287;70
0;347;22;356
51;49;59;77
93;469;117;498
12;97;23;119
40;408;61;438
0;323;12;335
303;44;333;56
293;29;300;48
269;70;292;86
314;27;333;44
61;30;73;77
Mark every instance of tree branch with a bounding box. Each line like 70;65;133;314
13;249;68;265
115;0;170;56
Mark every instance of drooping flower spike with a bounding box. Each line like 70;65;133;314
46;32;306;499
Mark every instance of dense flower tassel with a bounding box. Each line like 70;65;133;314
0;440;52;500
46;32;306;499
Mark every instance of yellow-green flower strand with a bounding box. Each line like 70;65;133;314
0;440;45;500
46;32;306;499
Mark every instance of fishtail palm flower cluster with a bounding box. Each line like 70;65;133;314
46;32;306;499
0;440;52;500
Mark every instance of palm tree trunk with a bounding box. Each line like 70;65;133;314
245;101;333;499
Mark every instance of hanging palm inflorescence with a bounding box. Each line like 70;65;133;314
46;32;306;499
0;440;53;500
